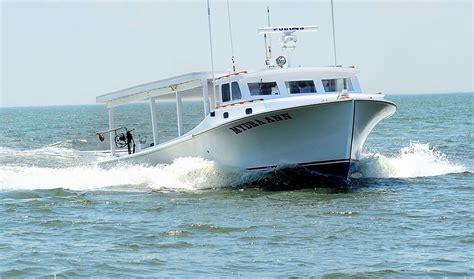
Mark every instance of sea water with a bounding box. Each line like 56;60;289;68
0;93;472;277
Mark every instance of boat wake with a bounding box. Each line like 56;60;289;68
0;156;242;192
0;142;469;192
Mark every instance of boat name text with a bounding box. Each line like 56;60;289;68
273;27;305;32
229;113;293;134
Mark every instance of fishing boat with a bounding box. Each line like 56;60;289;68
95;25;396;181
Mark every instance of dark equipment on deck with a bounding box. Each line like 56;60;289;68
96;127;136;155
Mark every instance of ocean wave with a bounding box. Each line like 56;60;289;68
47;139;89;148
358;141;468;178
0;145;95;168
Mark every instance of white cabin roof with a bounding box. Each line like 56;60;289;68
213;66;358;83
97;72;218;108
97;67;359;108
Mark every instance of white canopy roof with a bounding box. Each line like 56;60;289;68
96;72;216;108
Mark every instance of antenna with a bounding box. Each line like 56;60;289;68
226;0;236;72
330;0;338;66
259;26;319;68
267;6;272;60
206;0;216;108
264;30;269;65
263;6;272;66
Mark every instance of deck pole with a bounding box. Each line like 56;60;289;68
330;0;338;66
149;97;159;146
212;82;217;109
202;79;210;116
176;91;183;136
108;107;116;156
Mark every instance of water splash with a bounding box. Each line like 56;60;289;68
0;142;468;192
358;142;467;178
0;157;241;192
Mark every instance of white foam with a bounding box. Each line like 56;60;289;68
0;157;239;192
0;142;468;192
359;141;467;178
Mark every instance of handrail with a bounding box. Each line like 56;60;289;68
217;98;264;109
216;70;247;80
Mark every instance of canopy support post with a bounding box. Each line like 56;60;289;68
212;82;217;109
149;97;159;146
108;107;116;156
202;79;210;116
176;91;183;136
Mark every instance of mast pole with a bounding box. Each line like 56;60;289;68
226;0;236;72
267;6;272;61
330;0;338;66
206;0;217;109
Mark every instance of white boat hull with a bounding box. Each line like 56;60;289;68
99;99;396;179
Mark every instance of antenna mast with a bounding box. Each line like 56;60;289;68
263;6;272;66
206;0;216;108
259;26;319;68
267;6;272;61
330;0;338;66
226;0;236;72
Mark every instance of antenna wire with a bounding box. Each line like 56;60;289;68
330;0;338;66
226;0;236;72
206;0;217;108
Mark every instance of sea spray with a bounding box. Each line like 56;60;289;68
358;141;466;178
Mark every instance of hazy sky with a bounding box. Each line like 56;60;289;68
1;0;473;107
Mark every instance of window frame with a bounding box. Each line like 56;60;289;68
285;80;317;94
321;78;354;93
248;81;280;96
221;83;231;102
231;81;242;100
220;81;243;103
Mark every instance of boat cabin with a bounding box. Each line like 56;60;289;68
214;67;361;107
95;66;363;156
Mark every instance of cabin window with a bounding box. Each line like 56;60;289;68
221;82;241;103
231;82;242;100
221;83;231;102
285;80;317;94
248;82;279;96
322;78;354;92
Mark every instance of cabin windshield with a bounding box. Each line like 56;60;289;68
231;82;242;100
285;80;317;94
221;83;231;102
221;81;242;103
322;78;354;92
248;82;279;96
